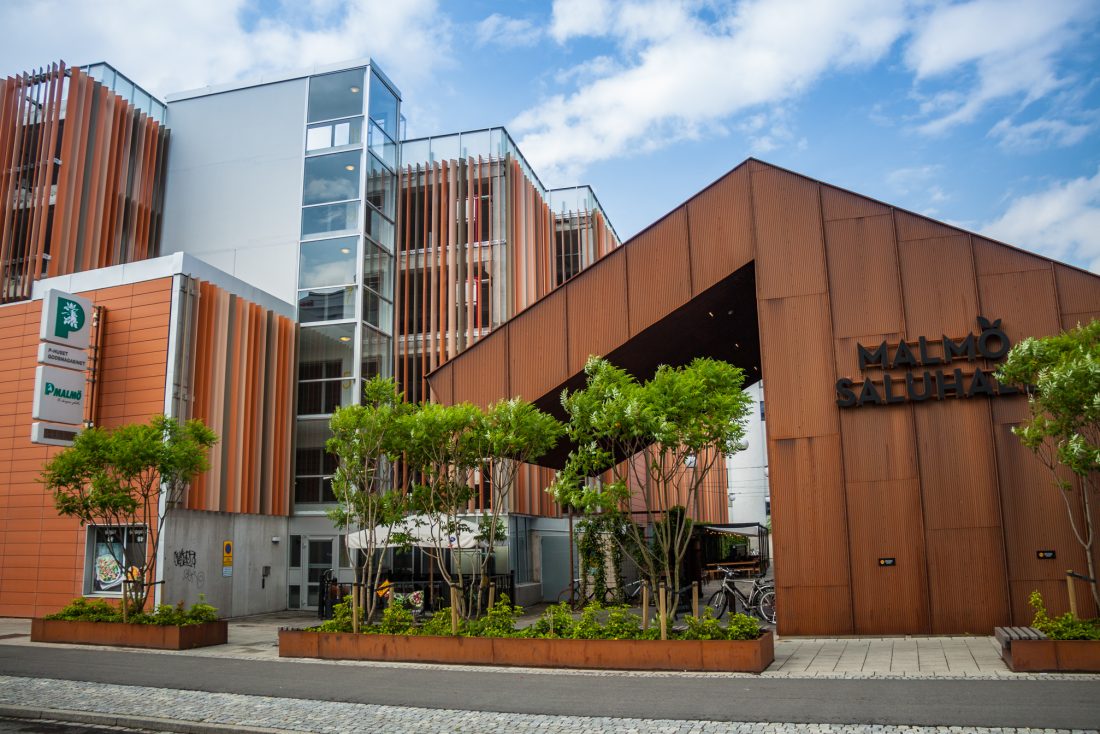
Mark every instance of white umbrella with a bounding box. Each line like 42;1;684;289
346;514;480;550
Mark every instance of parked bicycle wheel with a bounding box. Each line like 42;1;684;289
707;590;728;619
755;588;776;624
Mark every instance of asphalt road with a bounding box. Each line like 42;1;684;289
1;644;1098;729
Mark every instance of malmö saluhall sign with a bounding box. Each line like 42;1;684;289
835;316;1020;408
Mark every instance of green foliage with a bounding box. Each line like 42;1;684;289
551;357;752;596
725;612;762;641
418;608;463;637
681;608;728;640
377;603;416;635
400;399;562;619
42;416;218;613
527;602;576;638
45;596;221;626
316;596;355;633
997;321;1100;607
1028;591;1100;640
571;603;606;639
576;514;628;603
466;594;522;638
326;377;413;627
484;398;564;465
997;320;1100;478
45;598;120;623
602;605;644;640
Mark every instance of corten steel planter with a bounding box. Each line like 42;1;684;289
279;628;774;673
31;618;228;650
1006;639;1100;672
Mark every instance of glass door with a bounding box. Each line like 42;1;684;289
306;537;335;608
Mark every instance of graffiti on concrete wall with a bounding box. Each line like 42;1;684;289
173;549;198;567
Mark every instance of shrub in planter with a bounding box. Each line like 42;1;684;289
1029;591;1100;640
46;596;220;627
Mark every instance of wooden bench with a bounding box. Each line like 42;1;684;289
994;626;1047;662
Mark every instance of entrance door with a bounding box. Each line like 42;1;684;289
305;537;334;608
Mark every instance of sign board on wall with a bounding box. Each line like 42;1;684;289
31;290;92;446
40;289;92;349
222;541;233;577
37;342;89;371
31;365;86;424
30;421;82;446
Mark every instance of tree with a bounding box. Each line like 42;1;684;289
550;357;752;627
475;399;563;611
326;377;412;630
996;319;1100;609
400;401;486;620
43;416;218;616
395;398;562;620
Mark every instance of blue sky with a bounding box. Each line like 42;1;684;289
3;0;1099;271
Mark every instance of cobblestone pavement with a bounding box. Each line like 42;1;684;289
0;676;1095;734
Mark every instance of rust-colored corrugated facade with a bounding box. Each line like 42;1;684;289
0;63;168;304
432;159;1100;635
174;278;298;517
397;148;631;519
0;270;296;617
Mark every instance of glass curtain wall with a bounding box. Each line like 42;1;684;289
295;66;399;512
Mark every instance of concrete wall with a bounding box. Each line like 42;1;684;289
161;79;307;304
727;381;770;526
161;509;289;618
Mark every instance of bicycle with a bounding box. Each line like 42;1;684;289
556;577;602;606
707;567;775;623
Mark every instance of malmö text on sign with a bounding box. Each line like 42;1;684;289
836;317;1020;409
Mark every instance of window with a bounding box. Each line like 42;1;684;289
555;225;582;286
760;401;765;421
85;526;146;595
294;421;338;505
298;236;358;289
298;287;356;323
368;72;399;141
307;68;365;123
363;242;393;297
362;328;391;383
297;325;356;414
303;151;361;206
365;206;394;250
367;121;397;170
302;201;359;238
365;153;395;214
306;117;363;152
289;535;302;567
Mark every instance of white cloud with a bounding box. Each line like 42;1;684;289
982;168;1100;273
0;0;449;99
550;0;615;43
989;117;1094;152
515;0;908;181
476;13;542;48
904;0;1096;135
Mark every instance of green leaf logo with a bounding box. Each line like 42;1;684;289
54;297;85;339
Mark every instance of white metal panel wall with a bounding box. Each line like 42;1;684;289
160;78;308;304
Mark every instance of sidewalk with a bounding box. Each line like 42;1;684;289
0;613;1082;679
2;615;1099;733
